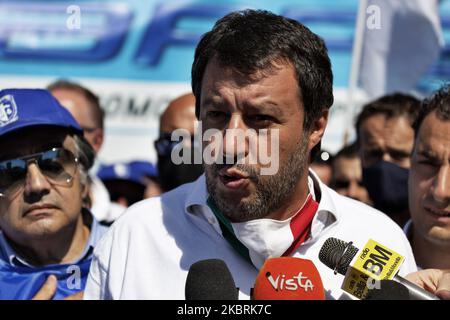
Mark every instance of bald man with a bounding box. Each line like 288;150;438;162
48;81;104;154
154;93;204;192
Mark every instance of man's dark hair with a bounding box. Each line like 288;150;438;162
355;93;421;145
334;142;359;161
413;84;450;136
191;9;334;134
47;80;104;130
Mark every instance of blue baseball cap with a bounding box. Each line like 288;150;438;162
97;161;158;186
0;88;83;137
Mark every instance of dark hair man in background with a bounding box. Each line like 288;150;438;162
0;89;108;299
332;142;371;205
356;93;420;226
48;80;125;223
407;85;450;270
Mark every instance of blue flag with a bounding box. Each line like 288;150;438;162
0;257;92;300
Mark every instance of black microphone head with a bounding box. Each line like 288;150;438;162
365;280;410;300
319;237;359;275
185;259;238;300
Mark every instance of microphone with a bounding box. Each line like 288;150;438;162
185;259;239;300
252;257;325;300
319;237;439;300
364;280;410;300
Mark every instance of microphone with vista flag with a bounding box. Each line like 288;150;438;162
252;257;325;300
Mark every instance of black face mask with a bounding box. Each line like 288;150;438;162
157;148;204;192
362;161;409;216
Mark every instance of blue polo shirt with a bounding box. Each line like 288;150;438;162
0;209;109;300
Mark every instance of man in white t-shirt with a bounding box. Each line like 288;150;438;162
84;9;417;300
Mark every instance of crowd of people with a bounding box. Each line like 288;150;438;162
0;9;449;300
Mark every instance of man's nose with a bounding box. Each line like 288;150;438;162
222;114;250;164
24;163;52;198
347;181;359;199
431;165;450;205
381;152;392;163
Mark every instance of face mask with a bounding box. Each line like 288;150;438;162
156;132;204;192
362;161;409;216
157;150;204;192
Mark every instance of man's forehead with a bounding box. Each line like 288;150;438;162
361;115;413;140
203;56;295;85
416;112;450;151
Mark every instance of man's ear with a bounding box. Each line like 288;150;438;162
308;109;329;152
91;129;104;154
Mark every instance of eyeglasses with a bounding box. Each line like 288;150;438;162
0;148;79;198
154;133;197;157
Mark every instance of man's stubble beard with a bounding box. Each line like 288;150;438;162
205;133;310;222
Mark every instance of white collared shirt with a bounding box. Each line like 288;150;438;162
90;175;126;223
84;171;417;300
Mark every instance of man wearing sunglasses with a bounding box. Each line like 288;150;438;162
0;89;108;299
154;93;204;192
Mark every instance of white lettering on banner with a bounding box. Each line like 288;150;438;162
169;123;280;175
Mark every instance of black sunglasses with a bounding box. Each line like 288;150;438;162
333;179;365;189
0;147;79;198
154;133;196;157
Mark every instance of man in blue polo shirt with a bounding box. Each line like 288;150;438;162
0;88;108;299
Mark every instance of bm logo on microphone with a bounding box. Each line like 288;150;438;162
343;239;405;299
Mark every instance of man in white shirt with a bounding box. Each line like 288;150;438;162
85;9;417;300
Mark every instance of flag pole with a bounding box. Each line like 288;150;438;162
344;0;368;146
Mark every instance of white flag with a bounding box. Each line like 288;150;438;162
358;0;444;99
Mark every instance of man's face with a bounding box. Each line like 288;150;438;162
359;114;415;168
409;111;450;246
0;128;86;244
200;59;325;222
51;88;103;154
332;156;371;204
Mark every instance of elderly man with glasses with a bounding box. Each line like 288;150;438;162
0;89;108;300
